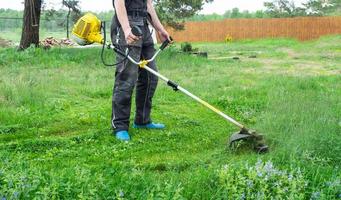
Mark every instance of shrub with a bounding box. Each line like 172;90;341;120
181;42;193;52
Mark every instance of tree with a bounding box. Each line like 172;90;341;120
303;0;341;16
223;10;232;18
255;10;266;18
62;0;80;38
264;0;306;17
230;8;241;18
19;0;42;50
154;0;214;29
264;0;340;17
242;10;252;18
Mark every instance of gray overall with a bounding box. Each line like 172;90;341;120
111;0;158;132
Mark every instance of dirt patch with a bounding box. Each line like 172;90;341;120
0;37;12;47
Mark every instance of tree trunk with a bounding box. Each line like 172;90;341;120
19;0;42;50
67;8;71;39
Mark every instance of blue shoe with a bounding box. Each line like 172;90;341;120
115;130;130;141
133;122;165;129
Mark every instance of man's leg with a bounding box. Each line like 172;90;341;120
134;44;159;125
111;46;141;132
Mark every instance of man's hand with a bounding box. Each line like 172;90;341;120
159;29;171;42
124;28;140;45
147;0;172;43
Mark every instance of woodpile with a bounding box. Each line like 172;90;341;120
40;37;74;49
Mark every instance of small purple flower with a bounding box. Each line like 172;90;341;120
326;179;341;187
274;181;280;187
256;159;263;166
288;174;293;181
257;191;264;198
2;197;7;200
247;180;253;188
264;161;274;173
241;193;246;200
13;192;19;198
257;172;263;177
311;191;321;200
119;190;124;198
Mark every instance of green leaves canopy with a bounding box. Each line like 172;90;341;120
153;0;213;29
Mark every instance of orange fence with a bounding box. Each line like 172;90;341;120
167;17;341;42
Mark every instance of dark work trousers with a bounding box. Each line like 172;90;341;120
111;20;158;132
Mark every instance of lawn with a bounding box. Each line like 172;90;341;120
0;35;340;199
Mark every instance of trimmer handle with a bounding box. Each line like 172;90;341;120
160;36;173;50
113;46;126;57
131;26;143;37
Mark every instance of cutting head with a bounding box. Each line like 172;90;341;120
229;128;269;153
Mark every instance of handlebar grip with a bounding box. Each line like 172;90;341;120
131;26;143;37
160;36;173;50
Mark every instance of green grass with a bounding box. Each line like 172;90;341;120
0;35;341;199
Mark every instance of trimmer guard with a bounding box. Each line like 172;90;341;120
229;128;269;153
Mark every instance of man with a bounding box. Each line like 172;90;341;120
111;0;171;141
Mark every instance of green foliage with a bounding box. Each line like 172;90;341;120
0;8;23;18
217;160;307;199
0;36;341;198
154;0;213;29
303;0;341;16
264;0;341;18
180;42;193;52
188;8;269;22
264;0;307;18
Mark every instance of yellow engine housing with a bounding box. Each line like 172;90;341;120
72;13;104;46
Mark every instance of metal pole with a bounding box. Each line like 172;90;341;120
142;64;245;129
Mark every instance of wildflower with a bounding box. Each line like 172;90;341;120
257;172;263;177
119;190;124;198
264;161;274;173
246;179;253;188
13;192;19;198
274;181;279;187
288;174;293;181
241;193;246;200
255;159;263;168
257;191;265;198
310;191;321;200
326;179;340;187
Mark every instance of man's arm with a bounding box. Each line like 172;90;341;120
147;0;171;41
114;0;139;44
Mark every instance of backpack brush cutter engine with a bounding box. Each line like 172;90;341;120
71;13;269;153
